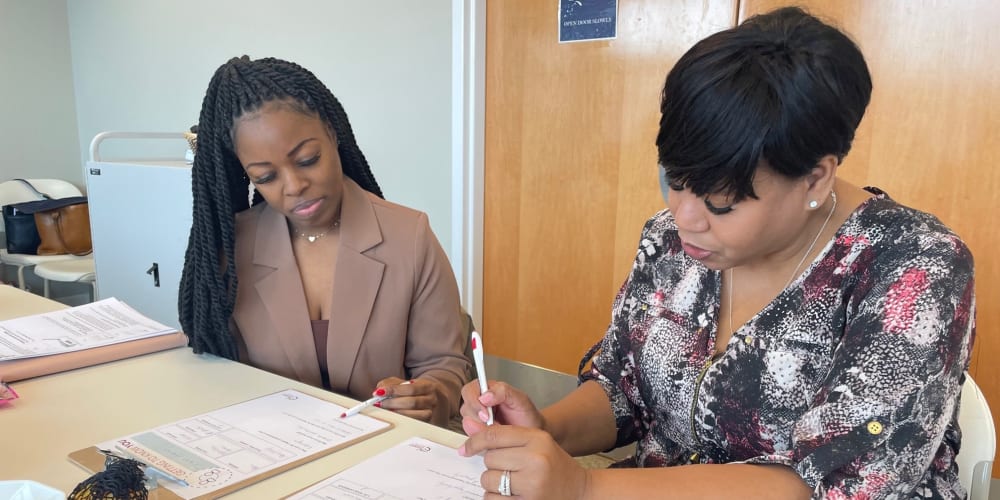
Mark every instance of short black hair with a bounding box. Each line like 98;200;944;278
178;56;384;359
656;7;872;201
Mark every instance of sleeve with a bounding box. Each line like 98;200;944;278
580;217;663;450
404;212;473;424
742;232;975;499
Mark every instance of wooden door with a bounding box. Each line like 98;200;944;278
483;1;738;373
740;0;1000;473
486;0;999;421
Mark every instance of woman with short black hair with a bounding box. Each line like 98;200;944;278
460;8;974;498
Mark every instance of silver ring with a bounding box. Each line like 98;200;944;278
499;469;512;496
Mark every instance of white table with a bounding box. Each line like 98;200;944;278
0;285;467;498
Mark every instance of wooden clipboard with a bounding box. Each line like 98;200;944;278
67;390;394;500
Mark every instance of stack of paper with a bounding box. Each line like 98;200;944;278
0;298;176;361
288;437;486;500
0;296;186;383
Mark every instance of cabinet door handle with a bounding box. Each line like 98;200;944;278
146;263;160;287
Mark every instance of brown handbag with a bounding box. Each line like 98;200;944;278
34;201;93;255
3;179;92;255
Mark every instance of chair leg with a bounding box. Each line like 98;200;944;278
43;278;51;298
17;264;27;290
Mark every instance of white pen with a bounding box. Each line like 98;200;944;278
340;380;413;418
470;331;494;425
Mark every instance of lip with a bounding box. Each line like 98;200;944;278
681;241;713;261
291;198;323;217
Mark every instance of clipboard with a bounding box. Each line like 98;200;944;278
67;390;394;500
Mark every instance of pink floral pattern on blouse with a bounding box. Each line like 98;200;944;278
582;188;975;499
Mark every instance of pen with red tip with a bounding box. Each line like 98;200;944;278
0;380;18;403
471;331;494;425
340;380;412;418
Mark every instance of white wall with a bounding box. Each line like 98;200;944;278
66;0;455;254
0;0;81;187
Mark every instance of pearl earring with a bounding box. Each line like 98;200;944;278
808;200;819;209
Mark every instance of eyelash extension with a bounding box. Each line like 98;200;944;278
298;155;320;167
251;154;320;184
670;181;735;215
704;199;734;215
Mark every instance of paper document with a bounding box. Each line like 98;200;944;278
0;297;175;360
97;390;391;499
287;437;485;500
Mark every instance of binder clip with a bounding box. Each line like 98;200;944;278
68;449;149;499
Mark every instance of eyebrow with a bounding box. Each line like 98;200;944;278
243;138;318;169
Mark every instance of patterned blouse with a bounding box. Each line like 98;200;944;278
582;189;975;499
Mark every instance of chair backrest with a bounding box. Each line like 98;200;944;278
0;179;84;233
958;374;995;500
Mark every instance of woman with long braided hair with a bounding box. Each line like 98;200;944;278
179;56;471;426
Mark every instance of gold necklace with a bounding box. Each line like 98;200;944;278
295;219;340;243
728;191;837;334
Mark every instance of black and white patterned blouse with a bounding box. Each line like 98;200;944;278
582;189;975;499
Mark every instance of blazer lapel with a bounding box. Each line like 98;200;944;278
252;205;323;386
326;179;385;392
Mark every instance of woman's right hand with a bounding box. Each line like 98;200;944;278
459;380;544;435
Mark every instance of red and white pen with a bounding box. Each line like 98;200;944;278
0;380;18;403
471;331;494;425
340;380;413;418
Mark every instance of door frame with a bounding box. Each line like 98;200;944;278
451;0;486;329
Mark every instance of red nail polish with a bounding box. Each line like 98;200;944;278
374;401;382;408
375;388;386;396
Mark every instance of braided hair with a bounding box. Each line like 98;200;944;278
178;56;384;359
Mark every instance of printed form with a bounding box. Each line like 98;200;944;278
97;390;390;499
0;297;175;360
287;437;486;500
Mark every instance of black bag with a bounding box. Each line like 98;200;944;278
15;195;91;255
2;203;42;254
1;179;85;255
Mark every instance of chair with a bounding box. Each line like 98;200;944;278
0;179;94;294
958;374;995;500
34;258;97;301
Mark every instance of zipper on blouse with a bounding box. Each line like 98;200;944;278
689;352;722;462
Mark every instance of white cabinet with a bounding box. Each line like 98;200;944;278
86;160;191;329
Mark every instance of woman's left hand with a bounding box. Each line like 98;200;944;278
459;424;590;500
373;377;447;424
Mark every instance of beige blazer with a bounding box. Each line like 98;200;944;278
231;178;471;420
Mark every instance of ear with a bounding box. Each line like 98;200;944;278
803;154;839;209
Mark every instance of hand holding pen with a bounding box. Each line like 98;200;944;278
458;331;545;433
340;380;413;418
470;331;493;425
